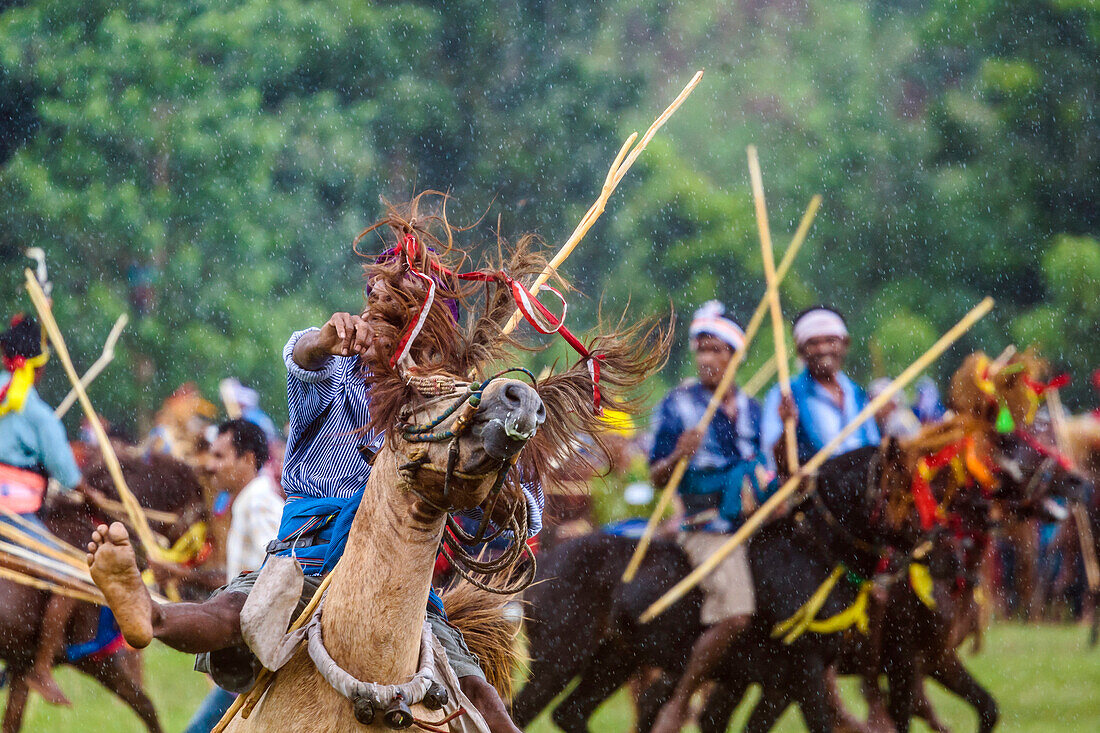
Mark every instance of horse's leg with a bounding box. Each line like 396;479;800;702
510;631;593;727
911;678;949;733
884;650;917;733
927;651;998;733
550;645;635;733
793;660;836;733
1;671;29;733
697;678;750;733
74;653;162;733
635;673;677;733
744;683;793;733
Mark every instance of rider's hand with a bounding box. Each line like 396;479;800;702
778;393;799;424
673;428;704;461
317;312;373;357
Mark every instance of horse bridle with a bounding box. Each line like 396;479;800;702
393;367;539;594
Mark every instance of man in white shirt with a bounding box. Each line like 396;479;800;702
183;419;283;732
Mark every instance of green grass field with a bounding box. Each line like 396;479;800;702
8;622;1099;731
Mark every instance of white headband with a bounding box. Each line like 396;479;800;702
689;301;745;352
793;308;848;346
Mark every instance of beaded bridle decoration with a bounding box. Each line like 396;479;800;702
395;368;539;595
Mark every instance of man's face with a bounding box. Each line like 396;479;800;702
693;335;735;390
798;335;849;380
204;431;256;494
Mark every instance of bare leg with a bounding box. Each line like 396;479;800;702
88;522;245;653
651;615;748;733
26;594;77;705
460;675;521;733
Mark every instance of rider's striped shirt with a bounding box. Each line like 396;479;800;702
280;329;543;535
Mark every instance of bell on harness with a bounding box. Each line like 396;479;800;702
352;694;375;725
384;691;414;729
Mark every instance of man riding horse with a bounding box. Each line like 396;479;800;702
86;198;568;733
0;314;83;706
647;301;770;733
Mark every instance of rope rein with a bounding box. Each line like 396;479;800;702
396;369;539;595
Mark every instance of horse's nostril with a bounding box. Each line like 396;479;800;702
503;382;525;408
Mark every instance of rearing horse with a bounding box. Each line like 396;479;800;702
224;196;668;731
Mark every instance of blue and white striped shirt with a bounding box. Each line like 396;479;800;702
281;329;543;535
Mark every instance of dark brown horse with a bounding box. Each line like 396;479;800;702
0;451;206;732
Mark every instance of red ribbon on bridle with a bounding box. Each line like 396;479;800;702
386;232;606;412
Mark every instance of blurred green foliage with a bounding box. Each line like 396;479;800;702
0;0;1095;434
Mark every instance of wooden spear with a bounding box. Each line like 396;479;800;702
503;70;704;335
742;356;777;398
24;270;167;561
748;146;798;473
1046;390;1100;592
621;194;822;582
212;572;335;731
640;297;994;621
55;313;128;418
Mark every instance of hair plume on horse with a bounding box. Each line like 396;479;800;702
439;578;525;701
353;191;672;488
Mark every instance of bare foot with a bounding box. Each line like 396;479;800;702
87;522;153;648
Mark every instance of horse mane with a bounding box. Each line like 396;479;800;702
438;579;525;701
353;191;672;486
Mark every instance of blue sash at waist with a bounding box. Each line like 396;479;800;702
273;491;447;618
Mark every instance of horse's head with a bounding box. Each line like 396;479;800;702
354;193;669;531
386;373;546;517
986;430;1091;523
944;349;1091;525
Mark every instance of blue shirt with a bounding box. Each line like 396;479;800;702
761;370;881;472
649;380;764;530
0;375;81;490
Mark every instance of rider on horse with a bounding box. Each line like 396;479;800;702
87;304;540;732
0;315;83;706
762;306;882;476
648;301;771;733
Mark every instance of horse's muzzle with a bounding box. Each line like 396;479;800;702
474;379;546;461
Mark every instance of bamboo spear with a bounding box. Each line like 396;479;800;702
1046;390;1100;592
748;146;798;473
55;313;128;418
640;297;994;621
24;270;167;561
0;566;104;605
621;194;822;582
742;356;777;398
503;70;704;335
212;574;335;731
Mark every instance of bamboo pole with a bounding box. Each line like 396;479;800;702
742;356;777;398
0;566;103;605
0;505;86;562
55;314;128;418
0;519;89;572
503;71;704;335
213;571;336;731
24;270;167;561
640;297;994;621
0;545;100;593
747;146;798;474
621;194;822;582
1046;390;1100;592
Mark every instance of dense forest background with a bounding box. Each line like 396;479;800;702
0;0;1096;433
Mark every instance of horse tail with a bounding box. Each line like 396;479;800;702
439;580;525;701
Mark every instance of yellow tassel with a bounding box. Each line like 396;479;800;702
772;566;872;644
159;521;208;564
0;351;50;417
909;563;936;609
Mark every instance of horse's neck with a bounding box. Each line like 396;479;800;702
320;453;444;683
